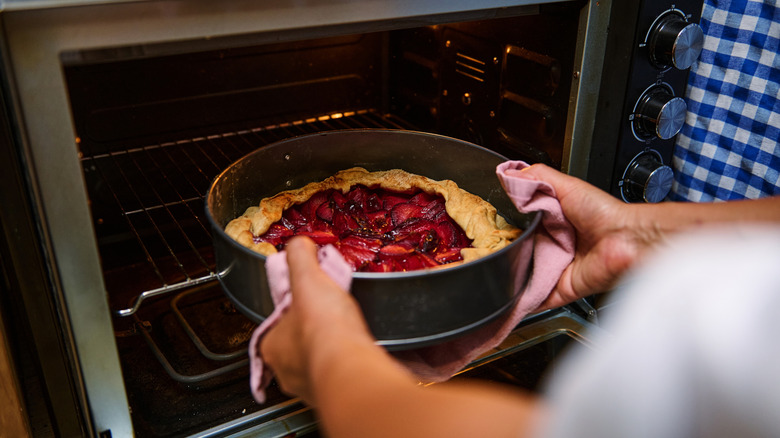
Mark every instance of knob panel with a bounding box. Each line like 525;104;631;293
595;1;703;204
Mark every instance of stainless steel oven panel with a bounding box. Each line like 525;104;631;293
0;0;611;435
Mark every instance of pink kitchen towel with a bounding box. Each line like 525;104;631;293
391;161;575;382
248;160;575;400
248;244;353;404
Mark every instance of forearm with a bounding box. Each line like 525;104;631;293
627;196;780;241
311;340;539;438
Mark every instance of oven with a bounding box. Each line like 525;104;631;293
0;0;702;436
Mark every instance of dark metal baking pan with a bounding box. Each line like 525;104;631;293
205;129;541;350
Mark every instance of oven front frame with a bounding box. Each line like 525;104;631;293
0;0;611;435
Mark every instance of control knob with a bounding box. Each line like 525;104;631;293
632;85;687;140
647;11;704;70
621;152;674;203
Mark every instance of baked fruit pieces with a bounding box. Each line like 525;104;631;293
225;167;521;272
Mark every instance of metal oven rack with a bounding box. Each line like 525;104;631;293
84;109;415;388
84;109;415;318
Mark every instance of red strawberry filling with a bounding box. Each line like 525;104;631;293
254;185;473;272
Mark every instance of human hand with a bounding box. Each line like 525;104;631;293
521;164;645;311
262;242;539;438
260;236;376;406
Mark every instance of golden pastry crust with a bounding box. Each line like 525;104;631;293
225;167;522;263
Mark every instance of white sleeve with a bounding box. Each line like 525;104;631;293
536;225;780;438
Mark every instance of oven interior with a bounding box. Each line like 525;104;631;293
61;4;593;437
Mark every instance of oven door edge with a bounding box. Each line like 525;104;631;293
562;0;612;179
0;68;91;437
1;9;135;438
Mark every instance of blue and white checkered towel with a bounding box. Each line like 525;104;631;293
671;0;780;202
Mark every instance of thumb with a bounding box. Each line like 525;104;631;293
285;236;326;296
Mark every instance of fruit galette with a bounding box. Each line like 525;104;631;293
225;167;521;272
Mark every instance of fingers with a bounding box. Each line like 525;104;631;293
519;163;556;179
521;163;593;200
536;232;642;311
520;163;570;184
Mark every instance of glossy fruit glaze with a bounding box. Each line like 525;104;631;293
254;185;472;272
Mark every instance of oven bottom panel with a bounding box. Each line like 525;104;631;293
116;281;595;437
114;282;597;437
115;284;262;437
